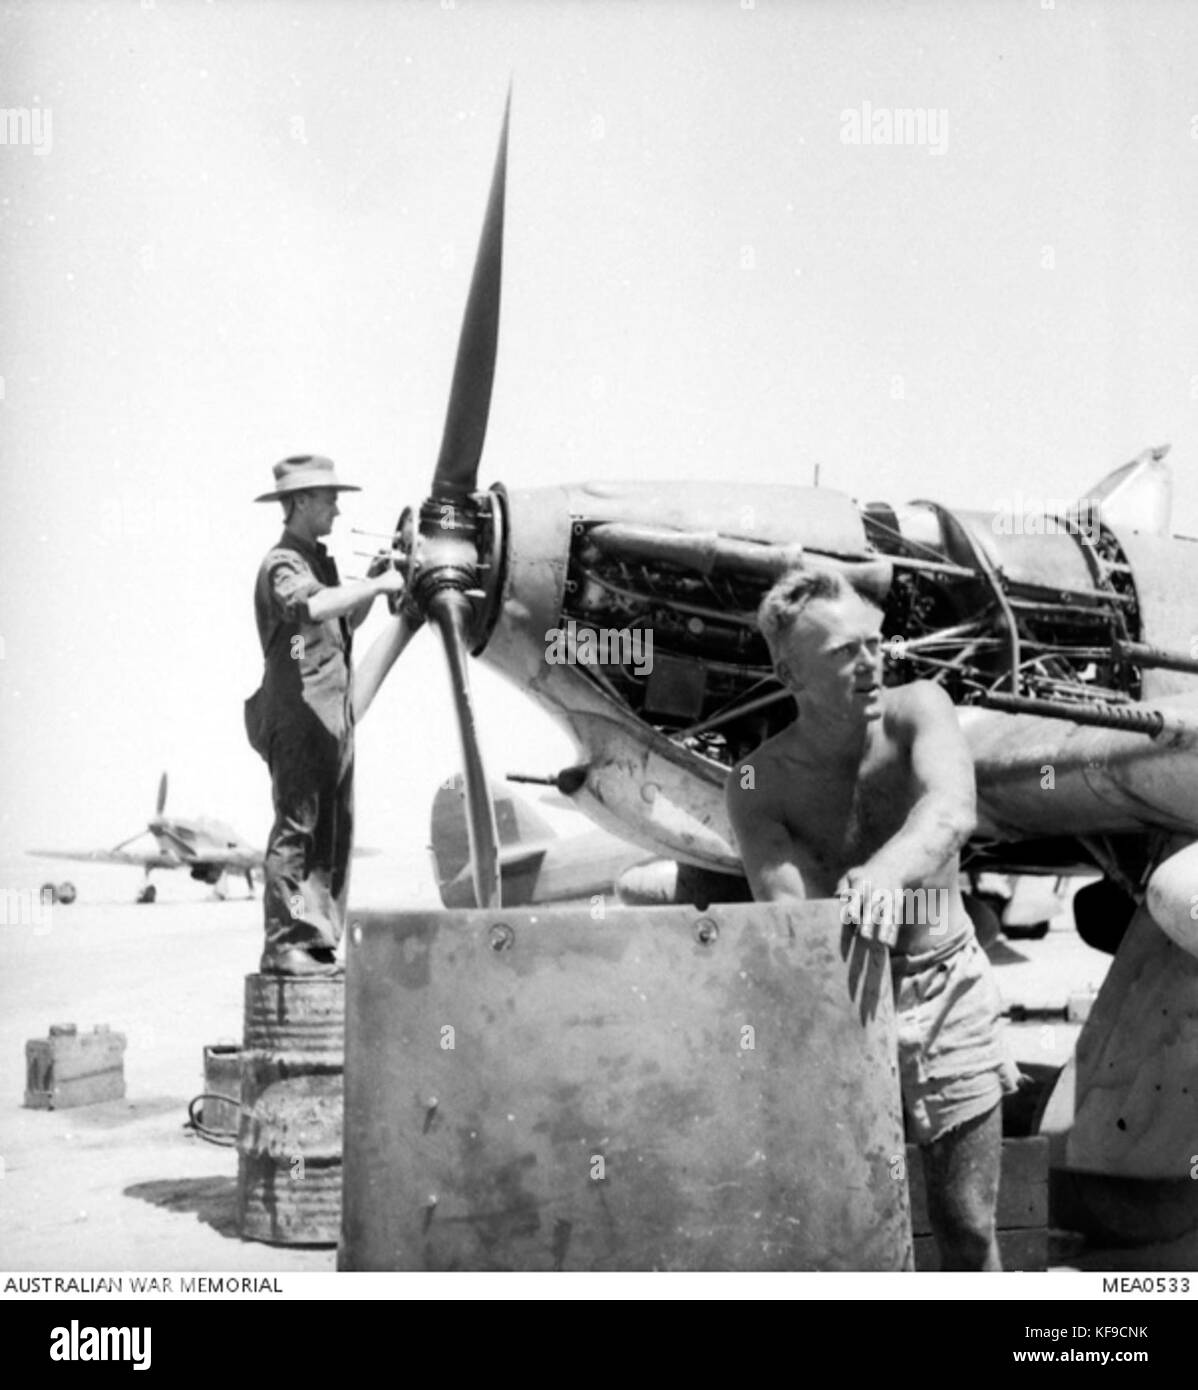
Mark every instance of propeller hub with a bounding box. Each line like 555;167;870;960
404;496;497;644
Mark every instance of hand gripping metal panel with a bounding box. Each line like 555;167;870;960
339;902;912;1271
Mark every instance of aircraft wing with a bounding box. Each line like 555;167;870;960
960;693;1198;842
28;847;179;871
190;851;262;868
29;846;261;873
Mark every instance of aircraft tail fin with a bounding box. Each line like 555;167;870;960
429;773;558;899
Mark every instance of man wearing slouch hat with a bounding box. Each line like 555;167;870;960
246;454;411;976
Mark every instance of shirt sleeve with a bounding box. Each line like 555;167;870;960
267;550;326;624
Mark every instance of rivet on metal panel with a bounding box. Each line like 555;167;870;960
489;922;515;952
695;917;719;945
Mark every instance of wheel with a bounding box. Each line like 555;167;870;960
56;881;76;905
1073;878;1135;955
136;883;157;905
40;882;58;904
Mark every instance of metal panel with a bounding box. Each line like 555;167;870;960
340;901;911;1271
949;509;1097;596
568;481;868;554
1110;531;1198;699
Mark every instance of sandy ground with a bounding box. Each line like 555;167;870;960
1;861;1194;1273
0;883;336;1270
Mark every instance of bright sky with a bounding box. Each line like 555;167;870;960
2;0;1196;860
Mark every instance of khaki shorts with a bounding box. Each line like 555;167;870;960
891;927;1020;1145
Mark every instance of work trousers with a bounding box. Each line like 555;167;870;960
262;724;354;953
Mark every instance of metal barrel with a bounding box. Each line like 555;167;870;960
236;974;344;1246
340;901;912;1271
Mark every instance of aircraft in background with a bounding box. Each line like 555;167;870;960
29;772;261;903
429;772;657;908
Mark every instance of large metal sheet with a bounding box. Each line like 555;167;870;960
340;902;912;1271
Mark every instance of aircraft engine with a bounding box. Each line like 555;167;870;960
510;480;1169;776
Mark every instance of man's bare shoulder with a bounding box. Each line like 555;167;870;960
726;727;793;809
881;680;960;736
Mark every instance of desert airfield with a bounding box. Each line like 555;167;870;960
2;853;1196;1277
0;850;444;1273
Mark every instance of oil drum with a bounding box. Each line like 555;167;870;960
236;974;344;1245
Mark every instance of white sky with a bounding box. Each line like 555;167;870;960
2;0;1197;860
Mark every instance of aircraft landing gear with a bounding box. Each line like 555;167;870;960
962;892;1003;950
137;883;157;905
42;881;76;905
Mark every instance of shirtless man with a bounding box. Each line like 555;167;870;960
725;564;1017;1271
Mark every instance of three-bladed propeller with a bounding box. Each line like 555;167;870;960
111;770;170;852
405;92;512;909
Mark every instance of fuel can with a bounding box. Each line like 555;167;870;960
25;1023;126;1110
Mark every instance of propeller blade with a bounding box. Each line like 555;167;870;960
110;832;148;853
429;590;501;909
431;89;510;504
156;771;168;816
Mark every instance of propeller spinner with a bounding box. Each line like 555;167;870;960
401;93;512;910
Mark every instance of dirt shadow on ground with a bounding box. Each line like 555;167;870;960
52;1096;186;1129
125;1175;239;1238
